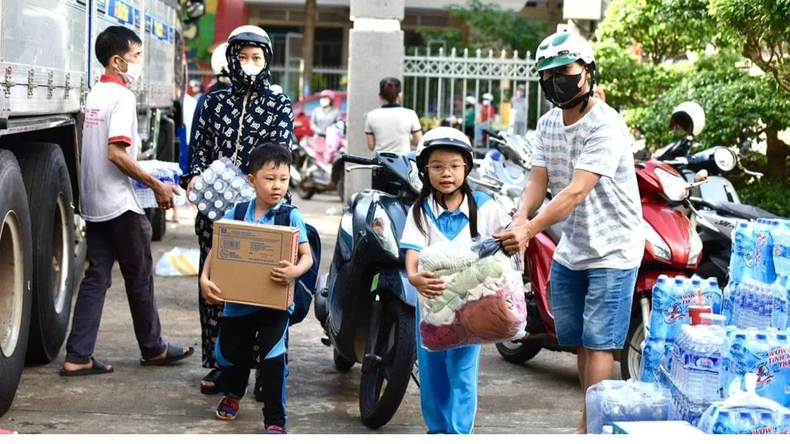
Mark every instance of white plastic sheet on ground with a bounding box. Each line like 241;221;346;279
155;247;200;276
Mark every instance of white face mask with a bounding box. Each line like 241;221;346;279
117;58;143;85
320;98;331;107
241;63;264;77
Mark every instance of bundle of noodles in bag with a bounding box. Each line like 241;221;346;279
417;238;527;351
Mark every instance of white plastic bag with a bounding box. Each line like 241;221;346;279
417;237;527;351
155;248;200;276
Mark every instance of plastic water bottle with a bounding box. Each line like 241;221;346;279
203;190;214;201
731;222;755;283
780;411;790;434
207;209;219;221
712;410;734;434
192;177;206;192
221;169;236;181
640;337;666;383
774;276;790;330
202;169;217;185
754;219;777;284
213;180;227;192
210;161;226;174
187;191;199;204
703;278;723;314
722;281;738;324
197;202;208;213
773;221;790;275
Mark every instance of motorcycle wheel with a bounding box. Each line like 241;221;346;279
696;259;728;288
359;299;416;429
334;348;355;371
620;319;644;381
296;185;315;200
495;340;542;364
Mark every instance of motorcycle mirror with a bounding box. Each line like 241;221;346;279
694;169;709;182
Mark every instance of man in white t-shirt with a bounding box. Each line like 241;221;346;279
495;32;643;433
61;26;193;377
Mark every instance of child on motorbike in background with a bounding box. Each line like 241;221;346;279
401;127;511;434
199;143;313;434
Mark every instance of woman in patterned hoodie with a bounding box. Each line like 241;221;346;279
181;25;294;394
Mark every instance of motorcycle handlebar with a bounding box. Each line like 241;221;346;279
342;154;379;166
483;129;499;138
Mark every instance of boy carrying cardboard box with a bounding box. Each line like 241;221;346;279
200;143;313;434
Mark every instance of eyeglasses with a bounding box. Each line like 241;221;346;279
427;163;466;174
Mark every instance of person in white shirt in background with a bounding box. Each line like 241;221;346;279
364;77;422;193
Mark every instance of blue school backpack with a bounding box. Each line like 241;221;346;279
233;201;321;325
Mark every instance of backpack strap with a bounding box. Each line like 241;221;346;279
234;201;250;221
272;204;295;227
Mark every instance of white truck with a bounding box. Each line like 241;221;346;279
0;0;203;416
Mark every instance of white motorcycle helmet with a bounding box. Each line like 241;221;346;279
416;127;474;180
671;101;706;137
210;42;229;76
228;25;274;66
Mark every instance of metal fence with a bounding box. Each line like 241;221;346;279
403;48;545;140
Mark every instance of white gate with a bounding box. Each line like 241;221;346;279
403;48;544;139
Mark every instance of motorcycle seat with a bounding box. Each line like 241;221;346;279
708;200;785;221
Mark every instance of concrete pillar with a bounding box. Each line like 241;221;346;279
345;0;405;198
301;0;317;100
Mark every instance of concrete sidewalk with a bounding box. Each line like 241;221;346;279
0;194;589;434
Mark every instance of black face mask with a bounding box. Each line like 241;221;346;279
540;72;584;105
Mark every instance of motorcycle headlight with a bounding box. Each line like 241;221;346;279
713;147;737;173
408;159;422;193
688;227;703;266
372;204;399;257
643;220;671;261
655;168;689;202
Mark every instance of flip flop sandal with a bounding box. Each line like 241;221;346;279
140;342;195;366
201;369;223;395
59;358;114;377
216;396;241;421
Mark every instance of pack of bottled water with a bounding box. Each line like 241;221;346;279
698;373;790;434
730;219;790;284
187;158;255;221
728;278;782;329
133;160;185;208
640;275;721;383
586;379;670;434
669;325;727;404
669;384;711;427
719;327;790;407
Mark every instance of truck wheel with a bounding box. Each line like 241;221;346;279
145;208;166;242
359;299;416;429
14;144;75;364
156;116;176;163
0;151;33;417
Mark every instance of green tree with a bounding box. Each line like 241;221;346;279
415;0;546;55
709;0;790;92
598;0;717;64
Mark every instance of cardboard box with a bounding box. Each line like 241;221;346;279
211;219;299;311
613;421;704;435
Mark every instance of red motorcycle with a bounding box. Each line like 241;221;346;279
496;159;706;380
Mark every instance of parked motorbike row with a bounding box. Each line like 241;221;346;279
296;102;786;430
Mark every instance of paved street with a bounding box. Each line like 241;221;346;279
0;193;601;434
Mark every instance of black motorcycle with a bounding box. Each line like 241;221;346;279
314;151;422;429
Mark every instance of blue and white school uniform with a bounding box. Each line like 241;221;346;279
401;191;511;434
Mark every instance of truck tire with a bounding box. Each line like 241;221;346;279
145;208;166;242
0;151;33;417
156;116;176;163
14;144;75;364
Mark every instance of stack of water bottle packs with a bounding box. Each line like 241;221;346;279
187;157;256;221
133;160;185;208
585;379;670;434
586;218;790;434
